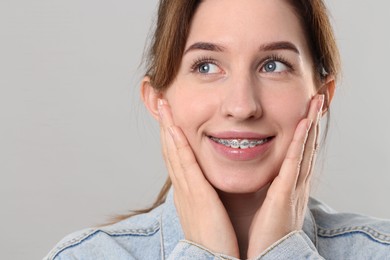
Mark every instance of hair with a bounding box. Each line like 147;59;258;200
111;0;341;223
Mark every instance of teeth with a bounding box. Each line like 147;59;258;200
210;137;268;149
240;139;249;149
230;140;240;149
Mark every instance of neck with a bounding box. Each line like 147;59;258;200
217;185;269;259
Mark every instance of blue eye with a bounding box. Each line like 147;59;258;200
198;62;220;74
262;60;289;73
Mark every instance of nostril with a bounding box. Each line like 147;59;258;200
220;87;263;120
225;104;262;120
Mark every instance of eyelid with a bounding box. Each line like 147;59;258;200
259;54;293;72
190;56;223;74
189;54;294;75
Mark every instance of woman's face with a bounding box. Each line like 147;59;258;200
164;0;318;194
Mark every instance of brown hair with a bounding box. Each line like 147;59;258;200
113;0;341;222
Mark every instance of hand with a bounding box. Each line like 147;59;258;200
247;95;324;259
158;99;240;258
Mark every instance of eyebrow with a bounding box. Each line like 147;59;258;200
184;42;225;55
259;41;300;54
184;41;300;55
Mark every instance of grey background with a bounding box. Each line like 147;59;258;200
1;1;389;259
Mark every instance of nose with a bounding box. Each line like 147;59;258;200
220;75;262;121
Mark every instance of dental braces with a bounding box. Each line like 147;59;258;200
210;137;266;149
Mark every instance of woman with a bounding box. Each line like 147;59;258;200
46;0;390;259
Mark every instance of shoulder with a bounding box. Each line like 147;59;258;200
308;198;390;258
45;207;163;260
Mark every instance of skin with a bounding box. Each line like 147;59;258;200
142;0;335;258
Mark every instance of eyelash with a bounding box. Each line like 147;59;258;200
260;54;294;73
190;54;294;74
190;56;220;73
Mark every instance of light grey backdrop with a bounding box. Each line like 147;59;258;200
1;1;389;259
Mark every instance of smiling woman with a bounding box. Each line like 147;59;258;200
45;0;390;259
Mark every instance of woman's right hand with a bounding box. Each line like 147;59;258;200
158;99;240;258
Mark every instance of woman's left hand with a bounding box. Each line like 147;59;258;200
246;95;324;259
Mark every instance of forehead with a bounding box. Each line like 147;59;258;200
186;0;308;53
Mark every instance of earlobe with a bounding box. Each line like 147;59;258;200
141;76;162;121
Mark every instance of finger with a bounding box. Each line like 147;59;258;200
158;99;174;129
158;99;206;189
303;124;320;187
158;99;172;164
160;120;179;186
276;118;312;194
168;125;208;187
158;99;181;186
297;95;324;187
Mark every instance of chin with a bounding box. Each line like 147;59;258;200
205;169;276;195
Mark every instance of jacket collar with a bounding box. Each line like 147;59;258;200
159;188;317;258
160;188;184;259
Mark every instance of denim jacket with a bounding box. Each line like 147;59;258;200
45;189;390;259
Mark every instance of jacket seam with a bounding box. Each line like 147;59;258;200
159;212;165;260
317;225;390;244
308;209;319;247
180;240;238;260
48;223;160;259
257;230;300;257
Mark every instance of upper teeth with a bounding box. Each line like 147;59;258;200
210;137;267;149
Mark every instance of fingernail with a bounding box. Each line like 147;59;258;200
157;99;163;120
317;95;325;113
158;99;164;108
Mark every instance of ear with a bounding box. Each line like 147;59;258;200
319;76;336;116
141;76;162;121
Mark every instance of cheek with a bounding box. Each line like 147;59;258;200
267;90;311;138
284;99;309;129
280;96;311;145
164;84;215;137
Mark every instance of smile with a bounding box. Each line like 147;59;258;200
209;137;273;149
